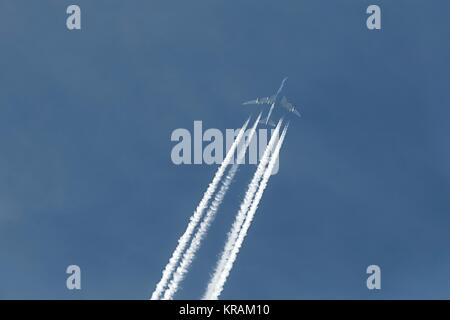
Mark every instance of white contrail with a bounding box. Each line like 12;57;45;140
203;119;283;299
162;114;262;300
207;123;289;300
150;117;250;300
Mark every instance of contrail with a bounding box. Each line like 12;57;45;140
207;122;289;300
150;117;250;300
203;119;283;299
162;114;262;300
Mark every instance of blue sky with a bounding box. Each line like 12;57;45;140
1;0;450;299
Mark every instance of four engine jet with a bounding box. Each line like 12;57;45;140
243;77;301;126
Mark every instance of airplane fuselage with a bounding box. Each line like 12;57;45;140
264;77;288;124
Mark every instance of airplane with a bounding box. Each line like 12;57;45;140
242;77;301;126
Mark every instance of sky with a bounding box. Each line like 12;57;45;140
1;0;450;299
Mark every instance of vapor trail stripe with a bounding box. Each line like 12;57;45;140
150;117;250;300
162;113;262;300
203;119;283;299
210;123;289;300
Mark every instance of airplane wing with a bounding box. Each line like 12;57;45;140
280;96;293;110
292;109;301;117
281;96;301;117
242;96;274;105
